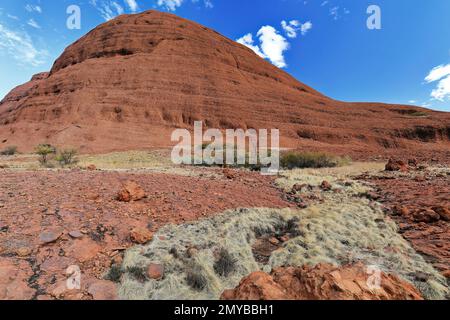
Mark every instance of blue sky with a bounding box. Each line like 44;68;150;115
0;0;449;111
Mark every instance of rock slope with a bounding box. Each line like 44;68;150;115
0;10;449;158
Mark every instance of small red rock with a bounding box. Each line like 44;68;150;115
268;237;280;246
320;180;332;191
130;227;153;244
385;159;408;172
432;206;450;222
117;181;146;202
412;209;440;223
393;206;410;217
147;263;164;280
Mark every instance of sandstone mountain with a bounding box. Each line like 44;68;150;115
0;10;449;158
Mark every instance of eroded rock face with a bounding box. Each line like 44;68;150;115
0;10;449;158
221;263;423;300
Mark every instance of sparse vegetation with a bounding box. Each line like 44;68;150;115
409;111;428;117
280;151;351;169
274;217;301;238
35;144;56;165
55;148;79;167
126;266;148;283
106;265;123;283
186;266;208;291
392;109;428;117
119;172;448;300
214;248;237;277
194;144;273;171
0;146;18;156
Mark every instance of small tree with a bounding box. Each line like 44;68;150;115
56;148;78;167
35;144;56;165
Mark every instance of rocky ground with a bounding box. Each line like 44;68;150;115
0;153;449;300
358;161;450;278
0;162;290;300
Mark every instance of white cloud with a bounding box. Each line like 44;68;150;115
236;33;266;58
112;1;124;15
237;27;290;68
329;6;339;20
300;21;313;35
124;0;139;12
90;0;125;21
157;0;213;11
281;20;312;38
27;18;41;29
430;75;450;101
281;20;297;38
157;0;184;11
425;64;450;83
25;4;42;14
425;64;450;101
257;26;289;68
0;23;47;66
7;14;19;20
238;18;311;68
204;0;213;8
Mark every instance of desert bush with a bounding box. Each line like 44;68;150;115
186;266;208;291
55;148;79;167
106;265;123;283
214;248;237;277
126;266;148;283
35;144;56;165
280;151;351;169
194;144;273;171
0;146;17;156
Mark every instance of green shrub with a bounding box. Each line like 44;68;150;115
280;151;351;169
0;146;18;156
55;148;78;167
35;144;56;165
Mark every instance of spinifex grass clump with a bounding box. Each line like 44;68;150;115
280;151;351;169
214;248;237;277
